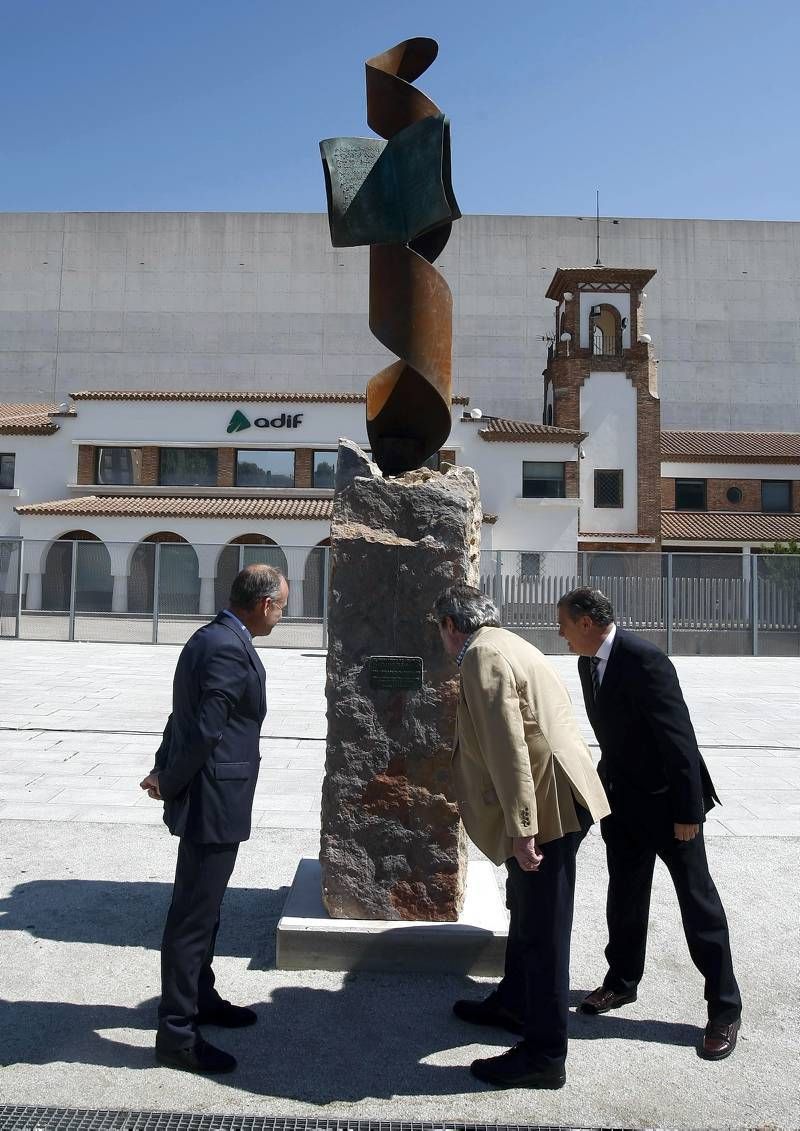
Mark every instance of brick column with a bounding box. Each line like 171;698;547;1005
217;447;236;487
564;461;579;498
76;445;95;484
295;448;313;488
140;447;160;486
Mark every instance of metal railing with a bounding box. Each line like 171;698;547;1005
1;539;798;655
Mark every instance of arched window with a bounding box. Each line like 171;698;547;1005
589;304;623;356
128;532;199;615
42;531;111;612
215;535;288;611
303;539;330;619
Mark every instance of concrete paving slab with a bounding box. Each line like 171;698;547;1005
1;641;800;1126
0;821;797;1130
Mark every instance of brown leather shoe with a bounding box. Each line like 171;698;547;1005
698;1018;741;1060
578;985;638;1015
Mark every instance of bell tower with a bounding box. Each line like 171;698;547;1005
542;266;661;551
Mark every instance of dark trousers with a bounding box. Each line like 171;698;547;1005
157;838;239;1050
495;810;591;1069
601;812;741;1024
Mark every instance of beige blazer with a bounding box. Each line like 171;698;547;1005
451;626;610;865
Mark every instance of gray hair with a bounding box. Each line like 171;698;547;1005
434;582;500;634
557;586;615;627
229;563;284;610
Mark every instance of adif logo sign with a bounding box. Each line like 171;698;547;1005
227;410;250;433
227;409;304;434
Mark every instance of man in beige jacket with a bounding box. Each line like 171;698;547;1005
434;583;609;1090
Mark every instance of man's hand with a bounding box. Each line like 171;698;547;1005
674;822;699;841
513;836;544;872
139;772;162;801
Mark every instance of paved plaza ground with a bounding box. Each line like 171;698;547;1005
0;639;798;1130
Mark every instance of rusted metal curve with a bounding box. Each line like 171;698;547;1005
320;38;460;476
364;38;460;475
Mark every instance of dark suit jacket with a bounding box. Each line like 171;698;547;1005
578;627;718;826
153;612;267;843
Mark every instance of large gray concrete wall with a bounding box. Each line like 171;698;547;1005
1;211;798;430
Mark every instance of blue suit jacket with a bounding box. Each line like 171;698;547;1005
153;612;267;843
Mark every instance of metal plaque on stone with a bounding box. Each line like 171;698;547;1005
368;655;424;691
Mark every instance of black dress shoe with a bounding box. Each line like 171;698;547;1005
196;1000;257;1028
453;991;524;1035
579;985;638;1015
155;1035;237;1075
698;1017;741;1060
471;1043;566;1090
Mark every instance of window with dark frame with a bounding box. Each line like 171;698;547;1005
761;480;791;513
675;478;707;510
159;448;218;487
519;551;541;580
594;469;624;508
0;452;14;489
95;446;144;486
235;449;294;488
522;461;565;499
312;451;336;489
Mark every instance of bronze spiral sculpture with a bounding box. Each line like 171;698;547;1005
320;38;461;476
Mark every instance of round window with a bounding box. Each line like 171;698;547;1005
726;486;743;504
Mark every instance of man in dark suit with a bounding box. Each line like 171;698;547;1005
139;563;288;1074
557;586;742;1061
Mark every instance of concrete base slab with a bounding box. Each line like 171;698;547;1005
276;857;507;974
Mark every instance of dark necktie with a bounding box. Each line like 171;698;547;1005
590;656;601;701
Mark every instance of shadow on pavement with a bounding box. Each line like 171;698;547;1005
0;979;701;1103
0;880;289;968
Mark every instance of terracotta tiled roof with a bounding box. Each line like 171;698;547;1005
662;511;800;542
546;266;656;300
70;389;471;406
661;430;800;463
0;403;59;435
17;491;494;526
478;418;585;443
15;495;334;520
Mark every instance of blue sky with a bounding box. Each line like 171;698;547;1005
1;0;798;219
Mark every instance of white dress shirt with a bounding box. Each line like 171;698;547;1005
592;622;617;686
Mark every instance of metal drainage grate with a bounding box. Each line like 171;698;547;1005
0;1109;642;1131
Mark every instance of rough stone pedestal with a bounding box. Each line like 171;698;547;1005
320;441;481;921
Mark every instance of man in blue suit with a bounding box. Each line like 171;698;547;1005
140;563;288;1074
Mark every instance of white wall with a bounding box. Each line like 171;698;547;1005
455;423;580;550
70;398;370;452
580;371;638;534
0;429;74;536
5;402;583;556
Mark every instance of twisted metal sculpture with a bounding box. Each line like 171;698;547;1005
320;38;460;475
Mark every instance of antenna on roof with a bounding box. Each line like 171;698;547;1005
595;189;602;267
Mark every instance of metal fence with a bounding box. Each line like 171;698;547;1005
478;549;800;656
1;538;798;655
